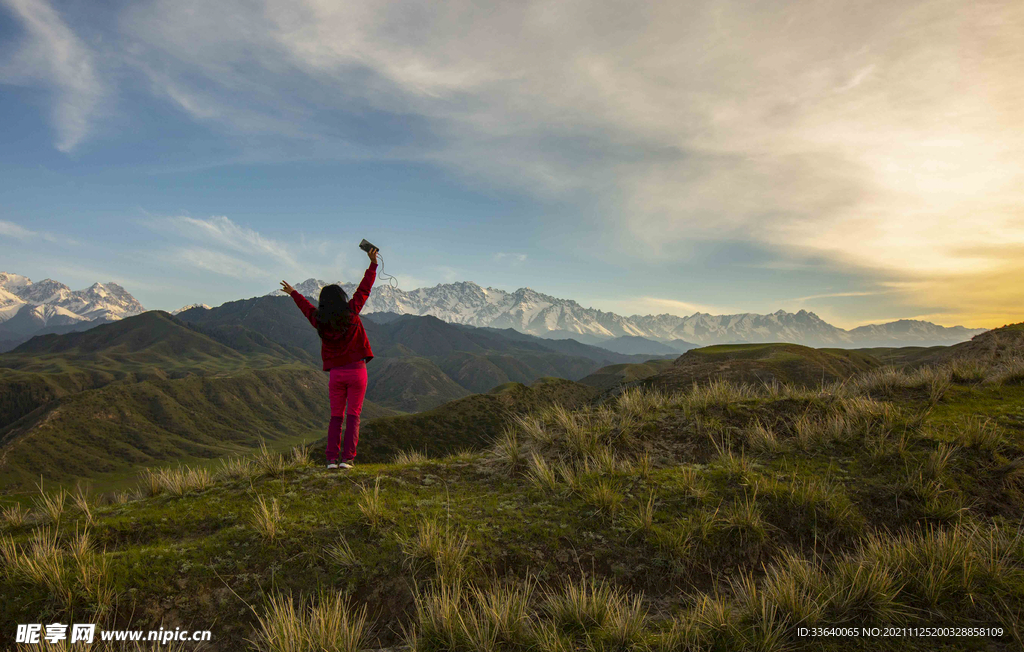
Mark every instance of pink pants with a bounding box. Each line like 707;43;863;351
327;361;368;462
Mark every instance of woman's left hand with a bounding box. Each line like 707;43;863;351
280;280;295;294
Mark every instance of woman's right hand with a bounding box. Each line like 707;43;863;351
367;247;379;265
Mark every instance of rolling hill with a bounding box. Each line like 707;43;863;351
313;376;598;462
0;368;389;491
0;312;398;492
577;358;677;392
931;322;1024;366
643;343;880;391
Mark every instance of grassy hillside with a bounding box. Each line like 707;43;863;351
0;312;305;431
324;377;598;462
7;311;256;371
647;343;880;391
0;311;402;494
2;364;1023;650
577;358;676;392
851;345;949;368
932;322;1024;366
0;367;398;493
366;357;473;413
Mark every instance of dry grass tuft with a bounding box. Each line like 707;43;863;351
951;415;1002;450
252;591;368;652
393;449;429;465
583;478;623;516
399;518;472;586
357;477;388;531
326;536;359;568
1;503;28;528
290;443;313;468
251;494;283;542
71;485;94;525
526;452;561;493
255;439;288;477
217;456;257;481
34;487;67;525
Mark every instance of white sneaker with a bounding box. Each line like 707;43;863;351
338;461;354;469
326;462;339;470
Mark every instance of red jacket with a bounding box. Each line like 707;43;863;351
290;263;376;370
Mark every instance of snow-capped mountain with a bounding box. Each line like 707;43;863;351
0;273;147;350
0;273;145;324
846;320;986;347
172;303;211;315
274;279;985;348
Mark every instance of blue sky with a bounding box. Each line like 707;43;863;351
1;0;1022;329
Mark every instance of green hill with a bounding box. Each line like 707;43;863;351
0;367;398;492
0;312;309;434
646;342;879;391
0;311;400;493
851;345;950;368
932;321;1024;366
322;377;598;462
578;358;676;392
2;367;1022;650
365;357;472;413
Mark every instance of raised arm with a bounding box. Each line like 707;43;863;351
350;261;377;314
281;280;318;328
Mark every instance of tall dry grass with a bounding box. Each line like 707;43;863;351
252;592;368;652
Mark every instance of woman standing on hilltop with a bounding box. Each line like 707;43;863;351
280;246;378;470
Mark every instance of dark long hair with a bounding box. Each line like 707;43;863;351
315;284;353;336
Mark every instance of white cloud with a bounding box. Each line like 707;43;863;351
175;247;271;280
148;215;372;286
785;291;886;303
494;252;527;264
0;220;35;239
596;296;736;318
157;216;302;271
0;219;78;244
0;0;104;151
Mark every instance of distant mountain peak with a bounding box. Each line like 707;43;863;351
0;272;146;346
264;277;985;348
172;303;211;315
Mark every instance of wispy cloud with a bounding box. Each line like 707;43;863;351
0;220;35;239
174;247;271;280
0;219;78;244
147;215;367;284
161;216;302;271
0;0;104;151
597;296;736;318
494;252;527;265
785;291;886;302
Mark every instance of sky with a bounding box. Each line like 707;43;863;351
0;0;1021;329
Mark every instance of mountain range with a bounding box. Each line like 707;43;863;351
175;298;663;412
281;277;986;348
0;272;145;351
0;270;989;354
